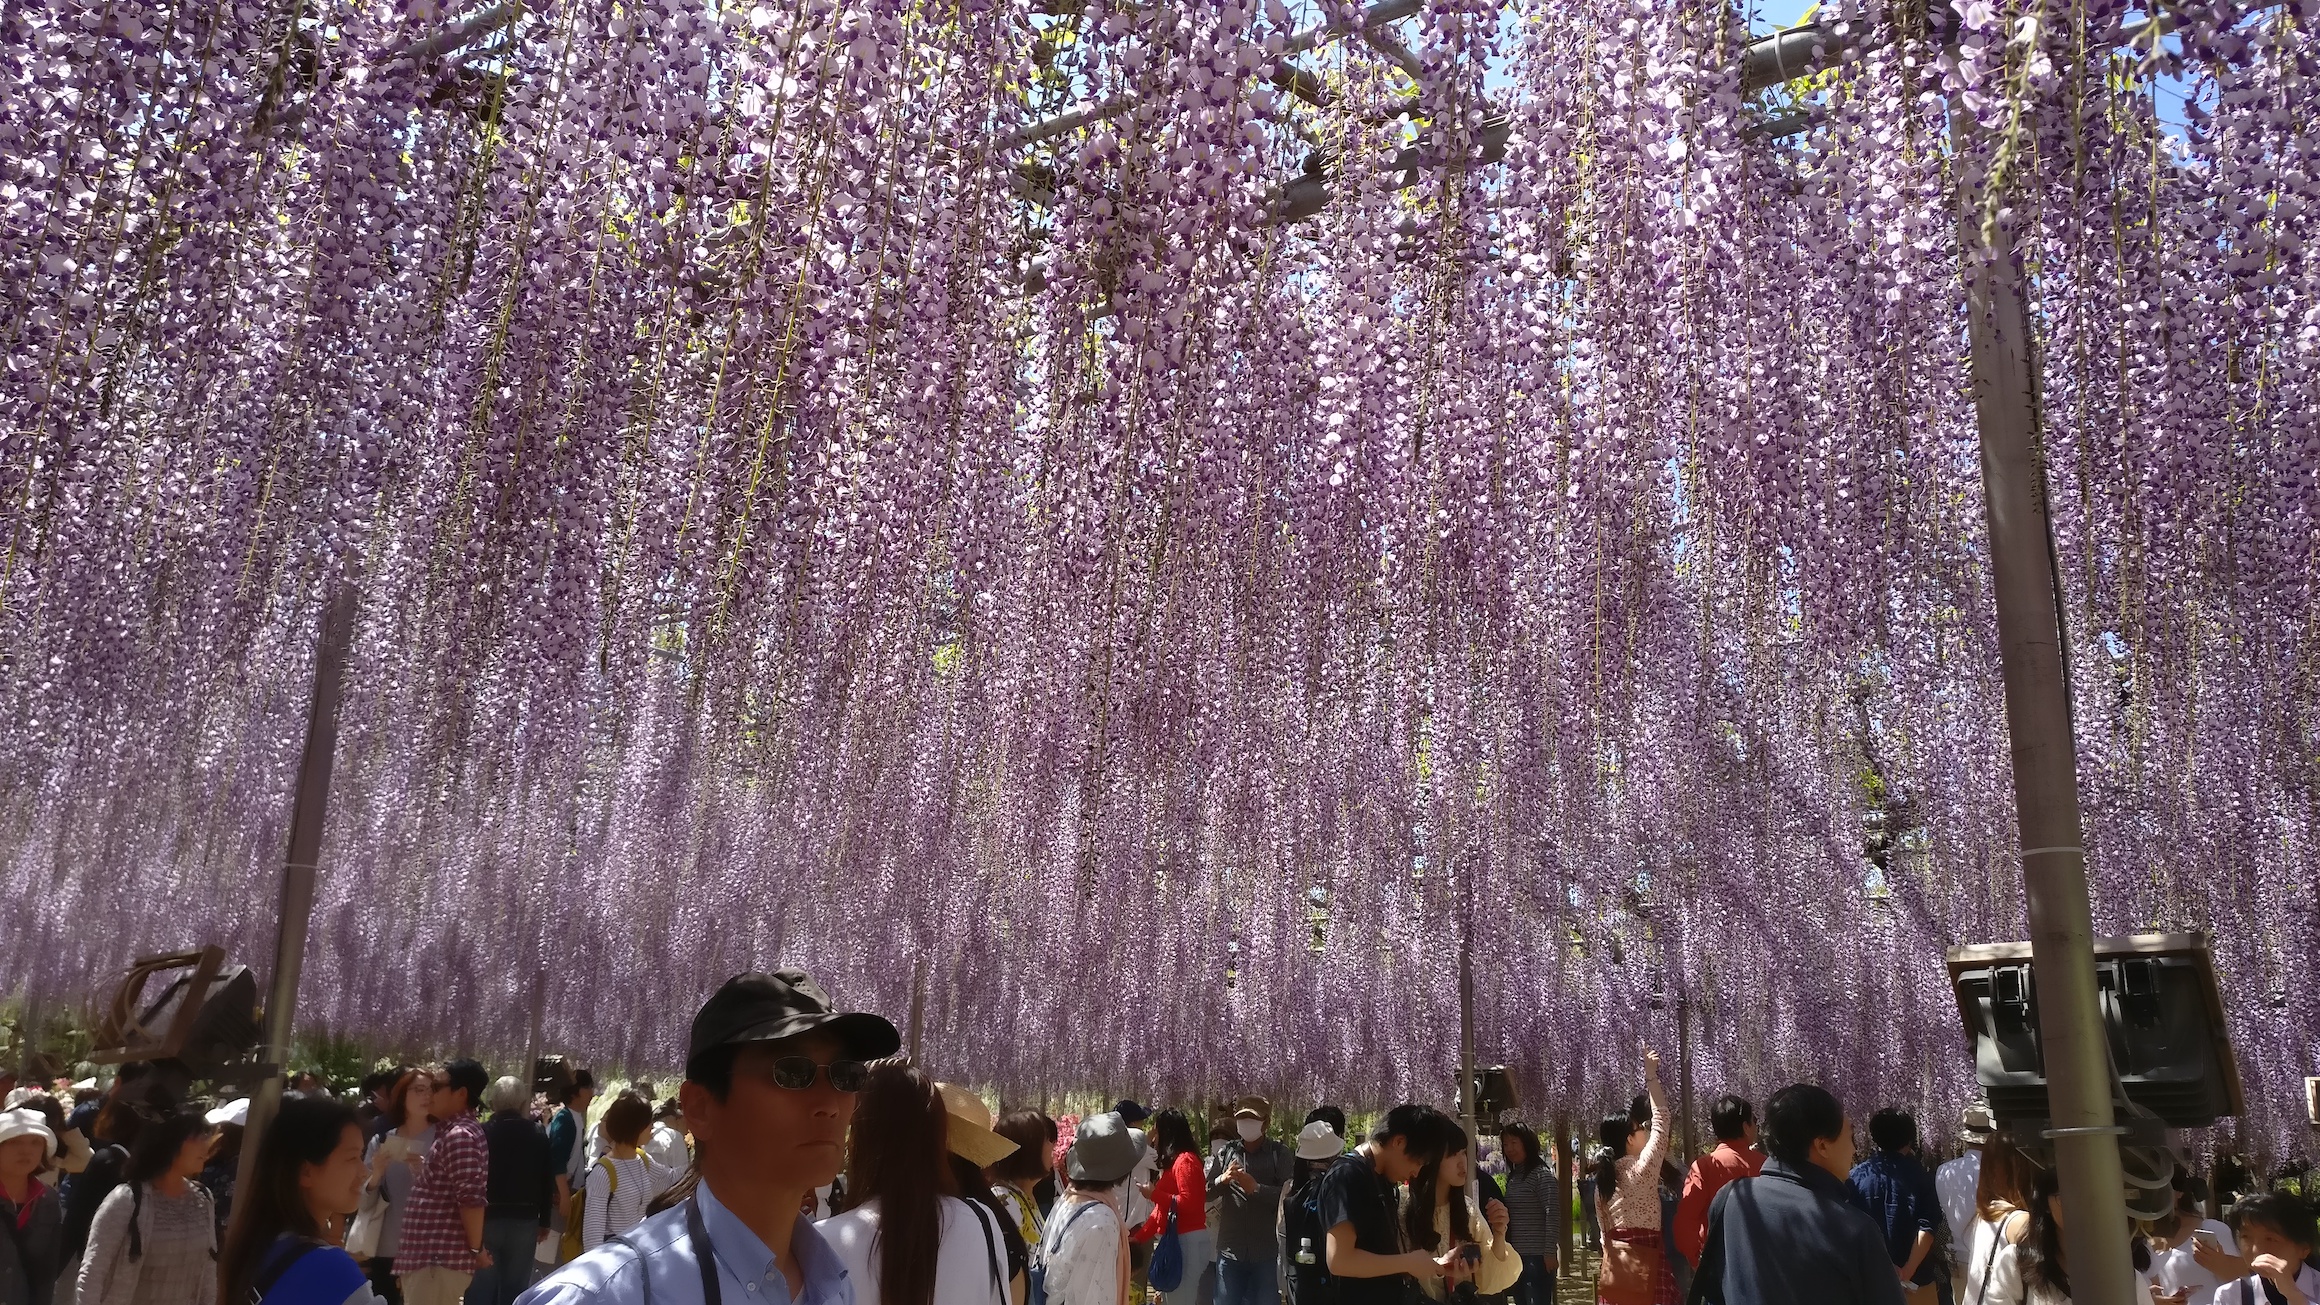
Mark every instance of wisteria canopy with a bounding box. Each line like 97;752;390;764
2;0;2315;1153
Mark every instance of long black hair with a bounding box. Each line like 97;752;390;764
1594;1114;1633;1201
1500;1124;1546;1175
217;1095;360;1303
845;1062;952;1305
1405;1123;1474;1252
2019;1166;2067;1296
123;1109;215;1185
1150;1108;1200;1168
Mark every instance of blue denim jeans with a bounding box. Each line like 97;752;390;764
1215;1254;1280;1305
462;1214;541;1305
1509;1252;1557;1305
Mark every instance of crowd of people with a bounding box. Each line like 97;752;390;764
0;968;2311;1305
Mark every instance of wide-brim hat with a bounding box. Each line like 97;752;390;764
686;970;902;1073
1068;1111;1145;1183
1295;1120;1343;1161
0;1108;57;1163
938;1083;1019;1169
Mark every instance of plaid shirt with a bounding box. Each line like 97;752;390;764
396;1110;488;1273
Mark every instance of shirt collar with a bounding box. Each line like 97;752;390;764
697;1180;850;1305
1762;1156;1849;1196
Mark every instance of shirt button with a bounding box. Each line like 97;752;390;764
745;1287;758;1294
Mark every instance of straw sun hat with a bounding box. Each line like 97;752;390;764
937;1083;1019;1170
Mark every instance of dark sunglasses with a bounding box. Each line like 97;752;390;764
763;1056;868;1093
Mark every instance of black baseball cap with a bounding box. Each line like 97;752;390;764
1112;1098;1151;1124
686;970;901;1074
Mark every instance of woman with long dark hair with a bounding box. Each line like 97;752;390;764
1496;1125;1556;1305
1983;1167;2070;1304
1402;1123;1517;1302
1126;1109;1210;1305
1593;1050;1670;1305
816;1063;1012;1305
216;1095;383;1305
75;1109;219;1305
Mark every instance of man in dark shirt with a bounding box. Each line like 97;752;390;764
476;1076;555;1305
1691;1085;1906;1305
1846;1109;1943;1303
1314;1104;1459;1305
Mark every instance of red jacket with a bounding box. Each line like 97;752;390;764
1132;1150;1209;1241
1674;1142;1766;1264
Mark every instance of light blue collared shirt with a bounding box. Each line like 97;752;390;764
516;1180;853;1305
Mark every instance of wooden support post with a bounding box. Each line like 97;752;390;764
1961;160;2136;1305
231;586;358;1202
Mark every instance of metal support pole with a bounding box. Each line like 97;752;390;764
1554;1111;1573;1280
1676;995;1695;1164
1459;943;1478;1196
1962;196;2135;1303
231;586;358;1202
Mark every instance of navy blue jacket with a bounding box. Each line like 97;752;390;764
1691;1158;1908;1305
1846;1151;1941;1285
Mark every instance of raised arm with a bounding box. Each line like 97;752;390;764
1635;1051;1670;1175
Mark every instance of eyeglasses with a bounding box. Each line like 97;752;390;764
764;1056;868;1093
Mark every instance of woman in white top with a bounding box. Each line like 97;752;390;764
1962;1136;2037;1304
1593;1050;1670;1305
2147;1174;2241;1305
1983;1166;2155;1305
580;1093;681;1251
818;1063;1013;1305
1400;1123;1519;1301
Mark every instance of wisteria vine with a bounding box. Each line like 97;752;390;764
1;0;2314;1161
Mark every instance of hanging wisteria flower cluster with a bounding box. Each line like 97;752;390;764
1;0;2314;1158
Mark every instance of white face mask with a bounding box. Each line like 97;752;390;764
1237;1120;1264;1144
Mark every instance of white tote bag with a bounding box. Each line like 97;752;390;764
345;1184;388;1259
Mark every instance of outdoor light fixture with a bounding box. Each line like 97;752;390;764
1946;932;2245;1129
88;946;262;1083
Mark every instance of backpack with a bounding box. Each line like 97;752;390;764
557;1156;621;1263
1283;1178;1337;1305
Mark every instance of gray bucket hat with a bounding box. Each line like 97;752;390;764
1067;1111;1146;1184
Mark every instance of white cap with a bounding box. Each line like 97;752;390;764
206;1098;250;1128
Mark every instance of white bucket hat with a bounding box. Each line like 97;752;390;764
0;1108;59;1163
1295;1120;1344;1161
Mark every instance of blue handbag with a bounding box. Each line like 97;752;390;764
1148;1207;1184;1294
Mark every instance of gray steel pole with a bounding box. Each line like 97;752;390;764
1459;941;1479;1202
1962;216;2136;1301
231;585;358;1201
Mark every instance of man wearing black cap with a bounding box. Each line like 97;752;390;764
516;970;901;1305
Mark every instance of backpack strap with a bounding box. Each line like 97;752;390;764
968;1199;1004;1303
249;1237;328;1301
